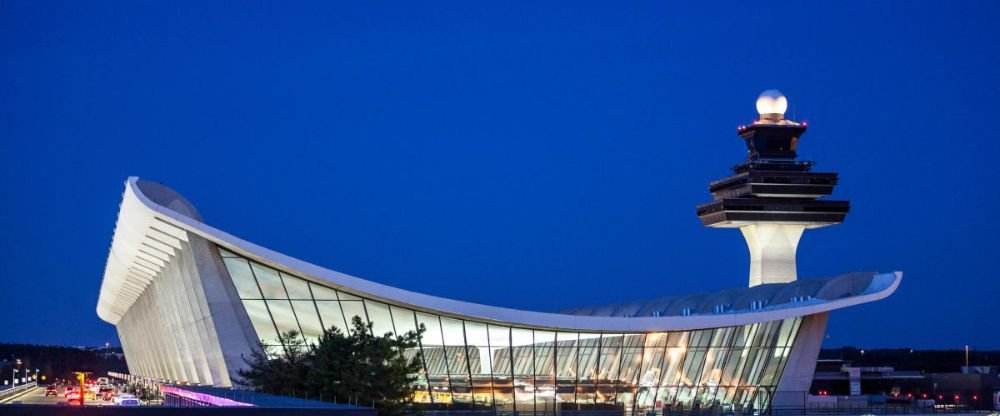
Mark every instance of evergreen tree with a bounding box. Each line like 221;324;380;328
237;317;424;416
310;316;424;416
236;330;310;396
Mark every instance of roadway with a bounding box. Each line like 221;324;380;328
0;385;37;405
5;385;117;406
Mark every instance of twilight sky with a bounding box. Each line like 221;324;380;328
1;1;998;349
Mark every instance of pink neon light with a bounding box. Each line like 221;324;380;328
159;385;255;407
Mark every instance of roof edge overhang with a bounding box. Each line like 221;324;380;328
97;177;902;331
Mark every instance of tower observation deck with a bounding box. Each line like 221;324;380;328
697;90;849;287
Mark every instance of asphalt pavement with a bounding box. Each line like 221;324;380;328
7;385;117;406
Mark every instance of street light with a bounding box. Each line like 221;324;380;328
13;358;21;386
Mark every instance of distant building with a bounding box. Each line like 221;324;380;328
811;359;926;396
96;92;900;414
808;360;1000;411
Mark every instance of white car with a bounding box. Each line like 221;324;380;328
113;394;140;406
117;398;141;406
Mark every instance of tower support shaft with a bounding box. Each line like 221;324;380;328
740;223;805;286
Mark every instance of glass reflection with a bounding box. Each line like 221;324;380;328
219;247;804;414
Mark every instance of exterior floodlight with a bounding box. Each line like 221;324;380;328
755;89;788;120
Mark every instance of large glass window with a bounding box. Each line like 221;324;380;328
266;300;300;336
251;263;287;299
596;334;623;404
217;246;805;414
282;273;312;300
390;306;418;337
315;300;347;334
439;317;472;405
364;300;395;337
242;299;279;344
222;258;262;299
310;283;338;300
292;300;324;343
339;300;367;333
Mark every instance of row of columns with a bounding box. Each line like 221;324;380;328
116;232;258;387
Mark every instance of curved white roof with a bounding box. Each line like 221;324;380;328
97;177;900;332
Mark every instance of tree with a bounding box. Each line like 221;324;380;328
236;330;311;396
310;316;424;416
237;317;424;416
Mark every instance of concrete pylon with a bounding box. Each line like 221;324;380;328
740;223;805;286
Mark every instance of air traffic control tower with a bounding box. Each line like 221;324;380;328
697;90;850;287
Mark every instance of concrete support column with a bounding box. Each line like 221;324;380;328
773;313;829;408
740;223;805;287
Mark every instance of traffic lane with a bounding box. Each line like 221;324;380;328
0;386;38;404
5;386;50;405
12;385;116;406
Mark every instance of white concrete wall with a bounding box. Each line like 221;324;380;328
772;312;829;408
115;234;258;387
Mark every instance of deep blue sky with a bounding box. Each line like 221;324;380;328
1;1;998;349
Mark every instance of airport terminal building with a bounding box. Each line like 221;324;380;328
96;92;900;414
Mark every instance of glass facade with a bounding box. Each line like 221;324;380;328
220;248;802;414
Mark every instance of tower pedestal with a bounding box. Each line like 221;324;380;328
740;223;805;287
